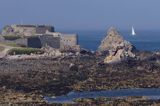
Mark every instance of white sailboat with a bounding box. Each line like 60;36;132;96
131;27;136;36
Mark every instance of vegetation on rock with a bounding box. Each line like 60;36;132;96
0;42;21;47
8;47;44;55
3;35;21;40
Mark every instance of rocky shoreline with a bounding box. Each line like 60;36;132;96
0;51;159;105
65;97;160;106
0;27;160;105
0;88;46;106
73;52;160;91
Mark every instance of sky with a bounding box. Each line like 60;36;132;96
0;0;160;31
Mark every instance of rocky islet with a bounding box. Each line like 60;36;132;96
0;27;160;105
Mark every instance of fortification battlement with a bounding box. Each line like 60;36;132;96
1;24;55;36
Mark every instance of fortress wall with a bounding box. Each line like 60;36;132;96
26;35;60;49
0;25;79;51
36;26;54;34
45;31;61;37
0;34;61;49
1;25;55;37
27;37;42;48
60;34;80;51
15;38;28;46
13;26;36;36
39;35;60;49
0;37;28;47
60;34;78;48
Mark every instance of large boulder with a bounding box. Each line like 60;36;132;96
98;27;136;63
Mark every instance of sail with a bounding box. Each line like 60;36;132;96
132;27;136;36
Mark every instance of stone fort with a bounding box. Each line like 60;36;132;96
0;25;79;51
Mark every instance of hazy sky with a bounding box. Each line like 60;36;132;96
0;0;160;30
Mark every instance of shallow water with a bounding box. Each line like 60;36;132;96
60;30;160;51
44;88;160;103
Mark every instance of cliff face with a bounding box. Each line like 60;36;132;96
98;27;135;63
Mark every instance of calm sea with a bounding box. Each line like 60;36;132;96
60;30;160;51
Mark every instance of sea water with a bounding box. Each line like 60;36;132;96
44;88;160;104
60;30;160;51
45;30;160;103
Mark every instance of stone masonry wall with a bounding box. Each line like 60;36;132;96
1;25;55;37
39;35;60;49
0;37;28;47
60;34;78;49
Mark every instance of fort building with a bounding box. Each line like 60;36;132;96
0;24;79;51
1;24;55;36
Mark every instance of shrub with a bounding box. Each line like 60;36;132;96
8;48;44;55
3;35;21;40
6;42;20;47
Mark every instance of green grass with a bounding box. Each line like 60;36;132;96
0;46;5;52
3;35;21;40
0;42;21;47
8;47;44;55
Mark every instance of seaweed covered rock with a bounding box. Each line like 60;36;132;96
98;27;136;63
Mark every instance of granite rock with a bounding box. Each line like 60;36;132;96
98;27;136;63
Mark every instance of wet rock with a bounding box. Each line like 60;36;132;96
98;27;136;63
80;48;94;55
0;88;46;105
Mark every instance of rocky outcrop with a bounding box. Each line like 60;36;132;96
41;46;62;57
0;88;45;105
98;27;135;63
